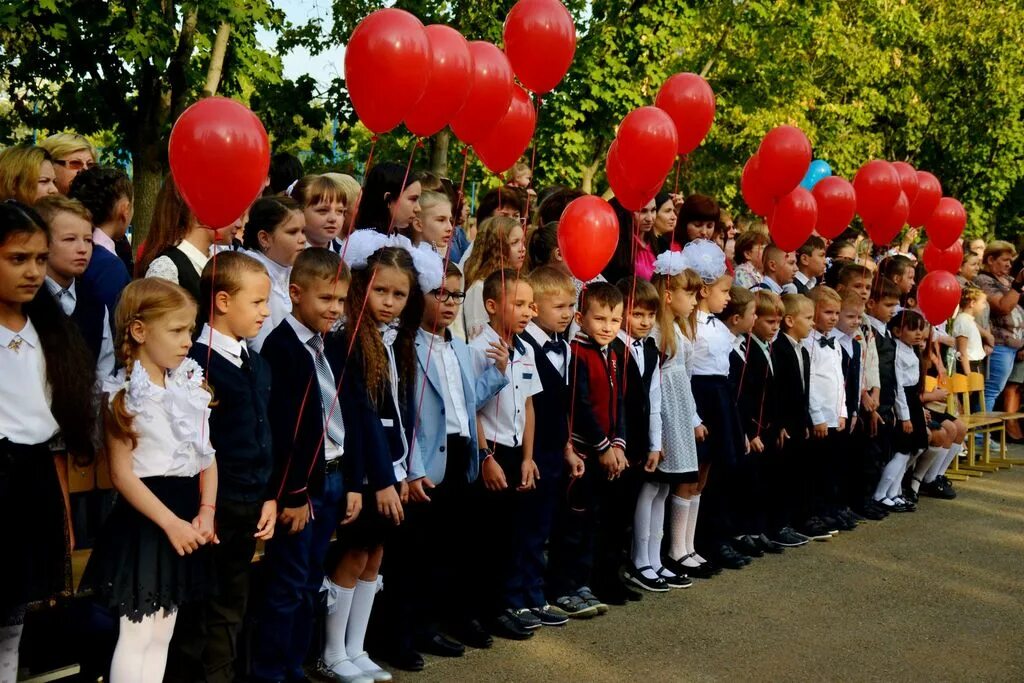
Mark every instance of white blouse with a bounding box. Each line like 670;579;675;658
894;339;920;422
691;310;734;377
146;240;209;286
246;249;293;353
102;358;215;478
0;319;59;445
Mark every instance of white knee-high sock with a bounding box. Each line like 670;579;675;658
347;578;387;675
668;495;690;561
926;443;961;482
632;482;658;569
887;452;912;500
875;452;910;501
140;608;177;682
648;484;670;574
686;494;704;563
324;582;363;674
0;624;23;683
912;447;943;492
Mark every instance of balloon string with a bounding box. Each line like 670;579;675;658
386;137;423;236
673;156;682;195
621;212;642;397
566;285;584;511
523;94;544;221
198;247;219;501
455;146;471;236
338;134;380;265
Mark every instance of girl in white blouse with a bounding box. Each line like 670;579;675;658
81;278;217;683
243;196;306;352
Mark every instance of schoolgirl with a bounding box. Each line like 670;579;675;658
81;278;217;682
354;162;422;238
410;190;454;257
453;215;527;342
290;174;348;251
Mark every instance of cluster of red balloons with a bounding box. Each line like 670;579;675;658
344;1;575;175
606;73;716;210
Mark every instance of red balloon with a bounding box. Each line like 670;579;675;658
503;0;576;94
922;240;964;274
811;176;857;239
473;85;536;175
864;191;909;245
606;141;660;211
768;187;818;252
917;271;962;325
925;197;967;249
404;26;473;137
345;9;430;134
558;195;619;281
891;161;919;205
450;42;515;145
907;170;942;228
741;155;775;217
615;107;678;191
169;97;270;229
654;73;716;155
757;125;812;198
853;160;901;222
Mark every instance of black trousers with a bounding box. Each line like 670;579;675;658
167;498;262;683
733;448;769;536
546;452;603;600
695;460;740;552
769;436;808;532
592;461;643;588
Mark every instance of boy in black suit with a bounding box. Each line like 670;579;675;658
250;249;364;683
793;235;827;294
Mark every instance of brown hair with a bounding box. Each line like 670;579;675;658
837;263;872;288
199;251;269;321
754;290;785;317
291;174;346;210
33;195;93;226
0;144;52;204
651;268;702;358
463;215;523;287
107;279;200;448
734;230;769;265
959;285;986;309
869;276;901;303
482;268;527;305
137;174;194;276
578;281;623;316
291;247;350;289
720;285;754;321
616;277;660;313
982;240;1016;267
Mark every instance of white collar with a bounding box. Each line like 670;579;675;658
794;271;816;287
198;324;245;364
418;326;452;347
525;321;558;347
177;238;210;271
762;276;783;293
45;276;76;299
92;228;117;254
697;310;714;324
0;318;39;349
285;314;319;345
784;333;803;350
248;248;291;283
865;314;888;337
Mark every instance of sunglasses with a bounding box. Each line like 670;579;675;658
54;159;97;171
432;290;466;304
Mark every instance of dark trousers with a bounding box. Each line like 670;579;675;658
592;461;642;589
507;446;563;609
695;461;739;552
771;436;807;531
804;430;843;519
167;498;262;683
250;469;345;682
862;412;894;502
546;453;602;599
734;449;769;536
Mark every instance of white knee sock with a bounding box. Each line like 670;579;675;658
348;578;386;675
141;609;177;682
926;443;961;482
687;494;705;563
668;495;690;562
648;484;670;575
875;452;910;501
0;624;23;683
632;482;658;570
912;447;943;492
887;451;913;499
324;582;363;674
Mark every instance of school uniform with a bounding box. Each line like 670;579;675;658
803;329;848;520
246;249;293;353
81;229;131;315
45;277;115;379
730;333;777;538
893;340;928;455
146;240;208;304
865;316;898;501
792;271;816;294
168;326;274;683
837;329;866;510
769;333;812;533
251;315;364;683
751;275;797;295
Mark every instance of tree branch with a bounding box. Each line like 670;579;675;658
202;21;232;98
167;6;199;122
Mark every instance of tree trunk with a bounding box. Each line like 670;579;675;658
130;149;166;259
202;22;232;98
580;157;601;194
429;129;450;176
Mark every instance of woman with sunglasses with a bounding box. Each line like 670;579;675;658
39;133;97;195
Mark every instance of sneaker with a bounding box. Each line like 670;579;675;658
755;533;785;554
530;604;570;626
512;607;543;630
575;586;609;614
657;567;693;589
712;543;750;569
490;611;534;640
553;593;599;619
832;511;857;531
797;519;833;541
818;515;841;535
771;527;809;547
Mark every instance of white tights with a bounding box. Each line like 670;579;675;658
109;609;178;683
0;624;23;683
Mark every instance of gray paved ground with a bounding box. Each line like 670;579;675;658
408;450;1024;682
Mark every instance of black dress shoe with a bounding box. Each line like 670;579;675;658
386;647;424;672
664;555;715;579
448;619;493;649
416;633;465;658
755;533;785;554
712;544;748;569
489;613;534;640
730;535;764;557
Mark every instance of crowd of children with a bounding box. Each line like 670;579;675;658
1;139;1020;683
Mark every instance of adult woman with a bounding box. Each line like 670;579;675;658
604;197;657;283
0;145;59;204
973;241;1024;414
652;192;677;244
732;229;769;289
662;193;719;252
38;133;97;195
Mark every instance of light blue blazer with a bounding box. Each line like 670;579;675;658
409;332;507;484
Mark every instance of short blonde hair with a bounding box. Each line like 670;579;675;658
33;195;93;226
527;264;575;300
753;290;785;317
418;190;452;214
322;172;360;213
38;132;96;163
809;285;842;307
0;145;52;204
983;240;1016;265
782;293;813;319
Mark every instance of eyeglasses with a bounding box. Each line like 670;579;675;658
432;290;466;303
54;159;97;171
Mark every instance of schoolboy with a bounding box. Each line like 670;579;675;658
469;269;544;640
546;282;627;617
167;252;277;683
802;286;854;534
251;249;364;683
753;243;798;295
793;235;827;294
69;166;134;312
35;196;115;380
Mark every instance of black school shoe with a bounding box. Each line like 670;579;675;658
754;533;785;554
623;564;670;592
730;535;764;558
921;477;957;500
416;633;465;658
592;579;643;605
657;568;693;589
447;619;493;649
489;611;535;640
664;554;716;579
797;518;833;541
711;543;750;569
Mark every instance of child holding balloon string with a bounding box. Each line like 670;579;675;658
452;215;528;342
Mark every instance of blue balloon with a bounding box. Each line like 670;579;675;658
800;159;832;190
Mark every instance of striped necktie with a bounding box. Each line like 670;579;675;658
306;334;346;448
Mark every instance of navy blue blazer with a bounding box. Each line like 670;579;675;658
770;335;812;438
81;245;130;316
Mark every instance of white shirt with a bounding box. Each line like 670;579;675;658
860;314;882;391
102;358;215;478
418;328;470;437
470;324;543;448
756;276;797;295
524;321;569;381
285;315;344;460
0;319;60;444
197;324;244;368
894;340;920;422
750;334;774;373
45;277;116;380
952;312;986;362
794;271;817;290
146;239;209;285
784;333;806;389
803;330;847;427
92;228;117;256
617;330;663;452
691;311;734;376
246;249;293;353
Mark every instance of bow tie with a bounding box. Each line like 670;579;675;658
543;339;565;356
818;336;835;349
631;338;645;348
381;322;400;347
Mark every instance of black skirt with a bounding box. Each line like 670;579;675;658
0;439;70;618
81;475;213;622
336;483;402;551
691;375;745;468
927;410;956;430
892;382;929;454
647;468;699;484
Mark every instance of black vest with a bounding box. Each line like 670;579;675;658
874;329;897;416
521;332;570;474
68;281;105;363
841;337;862;420
157;245;202;305
611;336;659;461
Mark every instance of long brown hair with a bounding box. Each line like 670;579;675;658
136;174;194;276
651;268;702;359
0;145;52;204
107;279;198;448
464;215;521;287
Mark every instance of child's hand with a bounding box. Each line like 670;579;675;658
933;387;949;401
399;479;410;504
861;391;878;412
744;435;751;454
409;477;435;503
813;423;828;439
164;517;207;556
279;505;311;535
750;436;765;453
869;411;884;437
644;451;661;473
341;492;362;525
848;415;858;433
193;506;219;544
565;450;585;478
838;417;847;432
487;341;510;374
776;428;789;451
598;449;618;479
612;447;628;476
377;486;404;525
254;499;277;540
482;455;508;491
901;419;913;434
519;460;540;491
694;424;708;442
